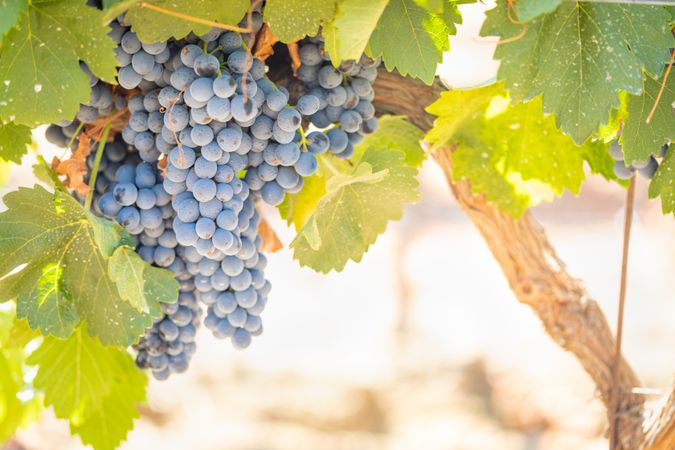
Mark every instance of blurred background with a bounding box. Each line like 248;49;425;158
3;2;675;450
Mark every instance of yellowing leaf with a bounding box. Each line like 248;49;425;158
426;82;610;217
282;116;424;273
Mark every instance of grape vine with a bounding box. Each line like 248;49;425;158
0;1;672;449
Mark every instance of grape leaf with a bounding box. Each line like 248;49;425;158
514;0;562;22
286;116;423;273
0;0;117;127
481;2;673;144
0;185;174;345
0;121;31;164
70;364;146;450
108;246;179;315
265;0;336;43
426;83;608;217
368;0;461;84
280;116;423;231
322;0;389;65
412;0;443;13
649;147;674;215
0;0;27;37
28;327;147;450
123;0;249;43
15;263;78;339
621;73;674;164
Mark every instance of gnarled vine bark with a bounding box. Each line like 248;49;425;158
369;69;675;450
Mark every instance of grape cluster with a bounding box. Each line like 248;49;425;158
158;30;299;348
296;35;380;159
47;9;380;380
611;141;669;180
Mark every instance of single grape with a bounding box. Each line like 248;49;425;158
190;77;215;102
132;50;155;75
227;50;252;74
276;108;302;132
318;66;342;89
193;178;217;202
327;128;349;153
261;181;284;205
194;54;220;77
295;152;318;176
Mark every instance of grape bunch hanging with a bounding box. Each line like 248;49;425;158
45;10;381;380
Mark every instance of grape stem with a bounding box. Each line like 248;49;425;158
59;122;85;161
297;125;310;150
645;50;674;124
320;156;342;177
83;122;111;211
137;2;252;33
608;174;636;450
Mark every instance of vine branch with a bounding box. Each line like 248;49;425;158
368;69;673;450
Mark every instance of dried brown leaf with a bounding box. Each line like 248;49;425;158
258;217;283;253
253;24;280;62
287;41;302;76
54;133;92;196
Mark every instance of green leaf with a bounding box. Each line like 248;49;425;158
323;0;389;65
649;147;674;215
0;0;27;37
28;327;147;450
70;364;145;450
0;185;169;346
123;0;249;43
621;73;674;164
265;0;336;43
109;246;179;315
0;122;31;164
514;0;562;22
16;262;79;339
481;2;673;144
368;0;461;84
426;83;606;217
286;116;423;273
0;0;118;126
412;0;443;13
